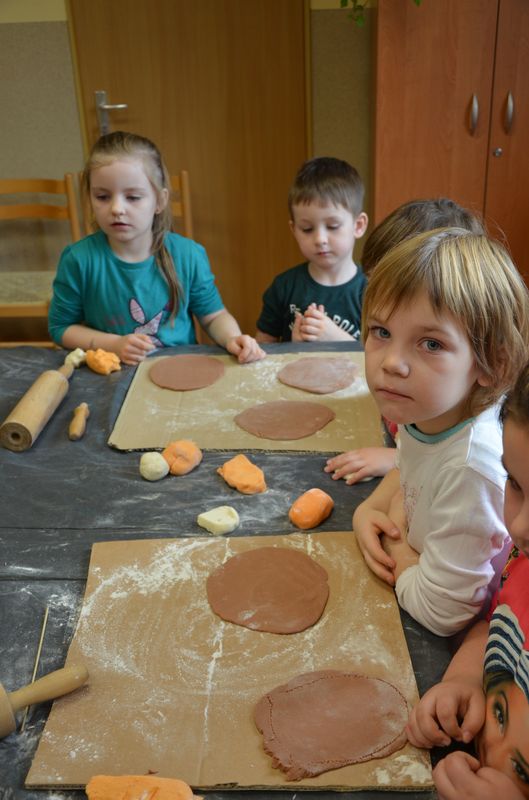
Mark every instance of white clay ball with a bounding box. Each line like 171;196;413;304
140;451;170;481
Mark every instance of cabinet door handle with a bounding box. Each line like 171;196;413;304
505;91;514;134
469;94;479;135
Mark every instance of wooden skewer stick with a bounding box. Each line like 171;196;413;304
20;606;49;733
68;402;90;441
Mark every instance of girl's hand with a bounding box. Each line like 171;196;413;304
352;503;401;585
406;677;485;748
433;751;526;800
117;333;156;365
325;447;397;484
226;335;266;363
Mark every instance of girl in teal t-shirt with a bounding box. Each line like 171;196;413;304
49;131;265;365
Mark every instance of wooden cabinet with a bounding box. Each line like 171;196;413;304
374;0;529;280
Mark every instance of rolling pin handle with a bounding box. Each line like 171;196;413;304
58;363;74;379
8;664;89;713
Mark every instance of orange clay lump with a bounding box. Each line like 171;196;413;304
217;453;266;494
162;439;203;475
85;774;201;800
85;349;121;375
289;488;334;530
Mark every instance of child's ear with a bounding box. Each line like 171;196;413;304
477;346;509;388
289;219;295;235
354;212;368;238
156;187;169;214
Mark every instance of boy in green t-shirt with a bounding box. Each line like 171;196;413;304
256;157;368;343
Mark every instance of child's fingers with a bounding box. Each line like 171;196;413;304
405;716;449;749
363;552;396;585
345;467;375;484
459;693;487;742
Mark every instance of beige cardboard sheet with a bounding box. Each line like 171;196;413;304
27;533;432;791
108;352;383;452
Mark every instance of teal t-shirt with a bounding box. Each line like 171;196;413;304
48;231;224;346
256;262;367;341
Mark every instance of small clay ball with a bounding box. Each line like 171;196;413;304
140;451;170;481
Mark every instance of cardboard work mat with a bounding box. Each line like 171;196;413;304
108;351;383;452
27;533;432;791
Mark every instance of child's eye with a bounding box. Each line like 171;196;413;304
94;194;109;201
369;325;390;340
127;195;142;201
327;224;340;230
493;699;505;732
423;339;442;352
301;227;313;233
511;758;529;785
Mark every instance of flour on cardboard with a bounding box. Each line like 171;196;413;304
29;533;429;789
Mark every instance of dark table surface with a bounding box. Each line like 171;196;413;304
0;343;452;800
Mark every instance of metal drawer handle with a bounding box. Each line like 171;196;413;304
469;94;479;135
505;91;514;134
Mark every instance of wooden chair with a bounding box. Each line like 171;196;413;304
0;174;83;346
170;171;193;239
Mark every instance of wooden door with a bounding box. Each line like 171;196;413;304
374;0;498;223
68;0;307;334
484;0;529;281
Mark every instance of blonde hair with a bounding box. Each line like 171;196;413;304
82;130;181;321
361;228;529;414
288;157;364;218
362;198;485;277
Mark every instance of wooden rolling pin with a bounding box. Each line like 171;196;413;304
0;664;88;739
0;362;74;452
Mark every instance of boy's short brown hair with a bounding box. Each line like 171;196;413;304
288;157;364;218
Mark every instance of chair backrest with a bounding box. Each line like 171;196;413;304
0;175;82;242
78;170;194;240
170;171;193;239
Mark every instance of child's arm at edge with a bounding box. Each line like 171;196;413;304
61;325;155;365
433;751;527;800
200;309;266;363
352;467;403;585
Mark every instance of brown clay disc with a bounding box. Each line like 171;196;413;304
149;354;225;391
254;670;408;780
278;357;358;394
206;547;329;633
234;400;335;440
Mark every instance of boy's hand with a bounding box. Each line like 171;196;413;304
117;333;156;365
291;312;304;341
352;503;401;585
325;447;397;484
226;335;266;363
298;304;352;342
433;752;526;800
406;678;485;748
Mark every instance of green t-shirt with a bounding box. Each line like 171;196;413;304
257;262;367;341
49;230;224;346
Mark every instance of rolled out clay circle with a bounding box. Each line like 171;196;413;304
234;400;335;440
149;354;225;391
254;670;408;780
278;357;358;394
206;547;329;633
